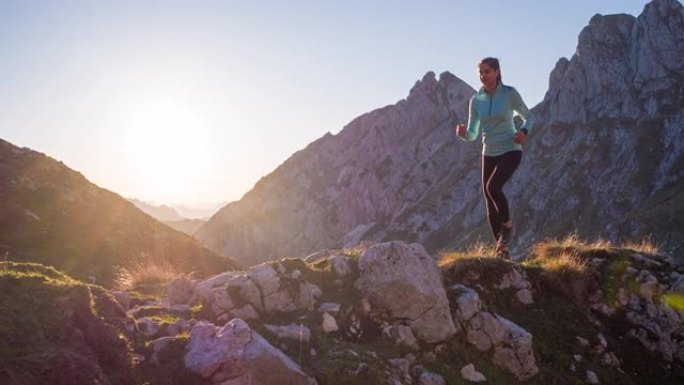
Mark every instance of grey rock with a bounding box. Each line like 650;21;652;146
321;312;339;333
516;289;535;305
226;274;263;312
167;276;195;306
586;370;600;384
450;284;481;322
195;272;237;304
354;241;457;343
230;304;259;321
210;287;235;316
184;319;317;385
496;268;531;290
492;317;539;381
460;364;486;382
417;370;446;385
297;282;322;311
265;324;311;342
465;312;505;351
386;325;419;350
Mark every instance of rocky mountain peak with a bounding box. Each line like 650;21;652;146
542;0;684;124
197;71;477;265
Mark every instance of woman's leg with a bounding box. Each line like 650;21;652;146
482;156;501;241
484;151;522;227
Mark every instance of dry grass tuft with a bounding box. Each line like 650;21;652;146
526;250;588;274
531;233;614;260
113;252;192;291
623;238;660;255
437;242;499;269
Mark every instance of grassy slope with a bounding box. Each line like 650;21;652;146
0;262;134;385
0;139;237;287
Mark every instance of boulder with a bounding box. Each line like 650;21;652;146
184;319;317;385
321;312;339;333
450;284;481;322
195;272;237;303
226;274;263;312
167;276;195;305
491;317;539;381
247;263;297;313
354;241;457;343
385;325;419;350
460;364;486;383
462;309;538;380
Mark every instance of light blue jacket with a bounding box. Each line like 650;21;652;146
459;84;534;156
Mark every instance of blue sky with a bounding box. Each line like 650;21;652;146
0;0;649;207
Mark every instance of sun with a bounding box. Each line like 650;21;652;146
122;98;214;203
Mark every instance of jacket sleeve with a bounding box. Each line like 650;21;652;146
460;97;480;142
510;88;534;133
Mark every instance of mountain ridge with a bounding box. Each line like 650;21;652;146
197;0;684;267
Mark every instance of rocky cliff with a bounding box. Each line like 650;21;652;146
0;139;237;285
196;0;684;266
509;0;684;256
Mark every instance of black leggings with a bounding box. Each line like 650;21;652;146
482;150;522;241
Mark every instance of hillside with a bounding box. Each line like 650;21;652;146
2;237;682;384
0;139;237;286
196;0;684;267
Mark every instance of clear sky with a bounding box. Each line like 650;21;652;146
0;0;649;207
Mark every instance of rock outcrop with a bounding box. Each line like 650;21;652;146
450;284;539;380
354;241;457;343
4;238;684;384
511;0;684;256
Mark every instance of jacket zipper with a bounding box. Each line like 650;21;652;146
489;95;493;116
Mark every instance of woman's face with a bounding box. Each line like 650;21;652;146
479;63;499;88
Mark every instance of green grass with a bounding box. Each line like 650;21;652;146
0;261;134;385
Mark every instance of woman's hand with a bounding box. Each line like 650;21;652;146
456;124;466;137
513;130;527;144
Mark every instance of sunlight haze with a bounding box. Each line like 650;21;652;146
0;0;648;208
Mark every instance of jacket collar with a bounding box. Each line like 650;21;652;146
478;83;503;96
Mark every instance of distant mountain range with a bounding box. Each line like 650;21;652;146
128;198;186;222
128;199;218;236
0;139;238;285
196;0;684;266
128;198;224;221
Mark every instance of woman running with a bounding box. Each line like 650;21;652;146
456;57;534;259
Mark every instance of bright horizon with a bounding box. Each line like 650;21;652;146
1;0;649;208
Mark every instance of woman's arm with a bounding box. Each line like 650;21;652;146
510;88;534;134
458;97;480;142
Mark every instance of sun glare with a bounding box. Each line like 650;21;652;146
122;99;214;203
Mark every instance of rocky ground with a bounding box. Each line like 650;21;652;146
2;239;683;384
